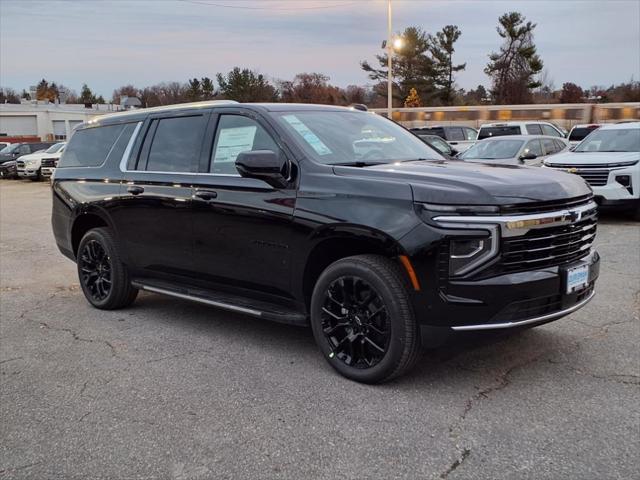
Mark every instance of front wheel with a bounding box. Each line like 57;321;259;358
77;227;138;310
310;254;421;383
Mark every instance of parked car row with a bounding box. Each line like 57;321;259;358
409;120;639;218
0;141;64;180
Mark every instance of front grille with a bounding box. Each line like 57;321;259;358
500;194;592;215
496;213;597;274
548;164;615;187
41;158;57;167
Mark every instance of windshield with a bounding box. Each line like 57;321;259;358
45;142;65;154
274;111;444;165
1;144;20;154
569;127;599;142
575;128;639;152
460;139;524;160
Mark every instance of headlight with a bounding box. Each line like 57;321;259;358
449;235;496;276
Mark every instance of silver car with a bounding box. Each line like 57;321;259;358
459;135;569;166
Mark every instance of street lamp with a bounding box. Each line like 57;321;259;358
386;0;402;120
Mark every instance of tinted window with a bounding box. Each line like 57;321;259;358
526;124;543;135
211;115;280;174
446;128;465;141
463;127;477;141
554;139;567;151
541;124;561;137
145;115;207;172
569;127;598;142
524;140;544;156
477;126;521;140
60;124;127;167
541;138;560;155
18;145;30;154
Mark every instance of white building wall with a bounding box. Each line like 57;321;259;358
0;103;121;140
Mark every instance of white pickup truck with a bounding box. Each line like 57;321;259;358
17;142;66;180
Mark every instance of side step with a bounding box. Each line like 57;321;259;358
131;280;308;326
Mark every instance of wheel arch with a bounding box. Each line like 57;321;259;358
70;207;116;258
301;225;408;308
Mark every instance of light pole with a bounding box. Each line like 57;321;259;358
386;0;402;120
387;0;393;120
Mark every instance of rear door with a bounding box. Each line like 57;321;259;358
191;109;296;297
115;109;211;279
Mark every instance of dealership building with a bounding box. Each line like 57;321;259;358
0;102;122;141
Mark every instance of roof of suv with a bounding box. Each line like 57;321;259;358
89;101;360;127
476;135;566;142
480;121;554;127
598;121;640;130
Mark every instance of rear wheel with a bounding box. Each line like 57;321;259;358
77;227;138;310
310;254;421;383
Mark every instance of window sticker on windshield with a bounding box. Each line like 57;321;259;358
282;115;332;156
213;126;257;163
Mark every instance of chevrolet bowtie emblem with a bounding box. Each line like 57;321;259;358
566;167;578;173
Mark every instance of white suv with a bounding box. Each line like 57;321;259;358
544;122;639;218
17;142;66;180
478;121;565;140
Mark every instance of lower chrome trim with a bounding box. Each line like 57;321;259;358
451;291;595;331
134;283;263;317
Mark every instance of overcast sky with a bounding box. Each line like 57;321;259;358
1;0;639;98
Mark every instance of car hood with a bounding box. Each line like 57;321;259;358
545;150;640;165
19;152;48;161
333;159;591;205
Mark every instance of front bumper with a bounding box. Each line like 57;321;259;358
41;167;55;177
17;169;38;178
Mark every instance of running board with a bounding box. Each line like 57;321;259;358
131;281;308;326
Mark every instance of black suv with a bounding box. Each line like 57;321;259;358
51;102;600;383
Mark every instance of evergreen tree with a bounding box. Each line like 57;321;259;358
485;12;543;104
216;68;277;102
361;27;436;105
429;25;466;105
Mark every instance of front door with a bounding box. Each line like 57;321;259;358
114;110;211;279
192;111;296;297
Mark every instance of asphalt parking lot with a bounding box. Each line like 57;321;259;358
0;179;638;480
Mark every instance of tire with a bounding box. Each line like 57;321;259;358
310;254;421;384
77;227;138;310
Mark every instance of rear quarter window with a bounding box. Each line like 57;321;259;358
59;123;135;168
478;126;521;140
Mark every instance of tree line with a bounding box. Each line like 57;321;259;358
1;11;638;108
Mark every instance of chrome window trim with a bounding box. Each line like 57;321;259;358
452;290;595;331
433;200;597;238
118;121;242;177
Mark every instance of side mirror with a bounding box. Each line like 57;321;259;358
235;150;289;188
450;148;459;156
520;152;537;161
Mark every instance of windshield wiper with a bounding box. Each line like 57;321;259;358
332;161;388;167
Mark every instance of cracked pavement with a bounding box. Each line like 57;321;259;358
1;180;639;479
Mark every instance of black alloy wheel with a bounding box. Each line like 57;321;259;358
310;254;421;384
321;276;390;369
77;228;138;310
79;240;112;301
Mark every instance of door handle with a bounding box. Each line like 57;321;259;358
127;185;144;195
194;190;218;201
449;141;459;145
